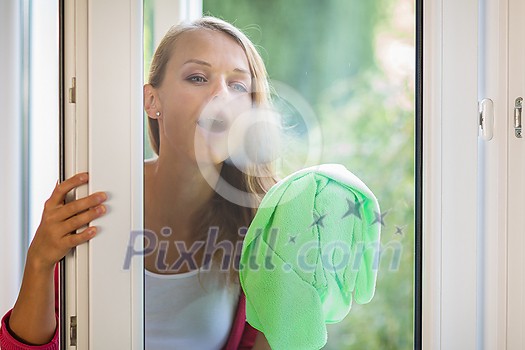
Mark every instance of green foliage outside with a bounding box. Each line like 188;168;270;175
144;1;155;160
203;1;415;349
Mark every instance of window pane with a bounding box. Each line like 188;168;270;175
143;0;415;348
202;1;416;348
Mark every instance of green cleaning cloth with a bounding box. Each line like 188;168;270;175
239;164;381;350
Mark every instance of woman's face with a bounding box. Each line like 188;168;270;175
154;29;253;164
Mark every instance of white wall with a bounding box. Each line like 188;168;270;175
0;0;23;316
0;0;59;317
29;1;59;243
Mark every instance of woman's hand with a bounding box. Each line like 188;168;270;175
26;172;107;272
8;172;107;345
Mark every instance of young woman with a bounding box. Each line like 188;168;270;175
1;17;275;349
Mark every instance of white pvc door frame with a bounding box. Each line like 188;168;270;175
477;0;509;348
422;0;479;348
507;0;525;346
62;0;516;348
477;0;525;348
61;0;143;349
424;0;525;348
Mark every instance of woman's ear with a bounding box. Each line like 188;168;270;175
144;84;162;119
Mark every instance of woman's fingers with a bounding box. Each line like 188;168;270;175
45;173;89;208
65;226;98;248
61;204;106;234
28;172;109;268
26;172;109;270
53;191;107;222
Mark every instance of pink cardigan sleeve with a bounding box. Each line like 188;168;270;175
222;290;258;350
0;267;59;350
1;266;256;350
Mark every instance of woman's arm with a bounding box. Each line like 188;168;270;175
7;261;56;345
6;173;107;345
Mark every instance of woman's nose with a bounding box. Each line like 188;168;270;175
211;79;230;100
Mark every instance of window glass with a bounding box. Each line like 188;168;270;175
201;1;415;347
144;0;415;348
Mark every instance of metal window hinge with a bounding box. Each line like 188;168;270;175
68;77;76;104
479;98;494;141
70;315;77;346
514;97;522;138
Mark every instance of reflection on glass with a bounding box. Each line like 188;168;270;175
144;0;415;348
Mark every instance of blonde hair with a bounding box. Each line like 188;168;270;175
147;16;277;282
148;16;270;151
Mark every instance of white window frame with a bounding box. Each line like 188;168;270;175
506;0;525;346
64;0;525;348
62;0;144;348
424;0;525;348
422;0;479;348
477;0;509;348
86;0;144;347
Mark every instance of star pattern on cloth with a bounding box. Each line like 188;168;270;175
371;210;388;227
394;225;405;235
287;235;297;244
310;213;327;228
341;197;365;220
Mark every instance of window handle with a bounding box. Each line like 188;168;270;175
514;97;522;138
479;98;494;141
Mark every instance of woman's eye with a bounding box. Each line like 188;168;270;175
230;82;248;93
188;75;207;83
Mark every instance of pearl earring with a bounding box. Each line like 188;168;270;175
155;111;161;117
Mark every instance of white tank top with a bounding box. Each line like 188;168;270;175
145;267;240;350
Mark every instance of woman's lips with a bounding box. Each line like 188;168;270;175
197;117;229;133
